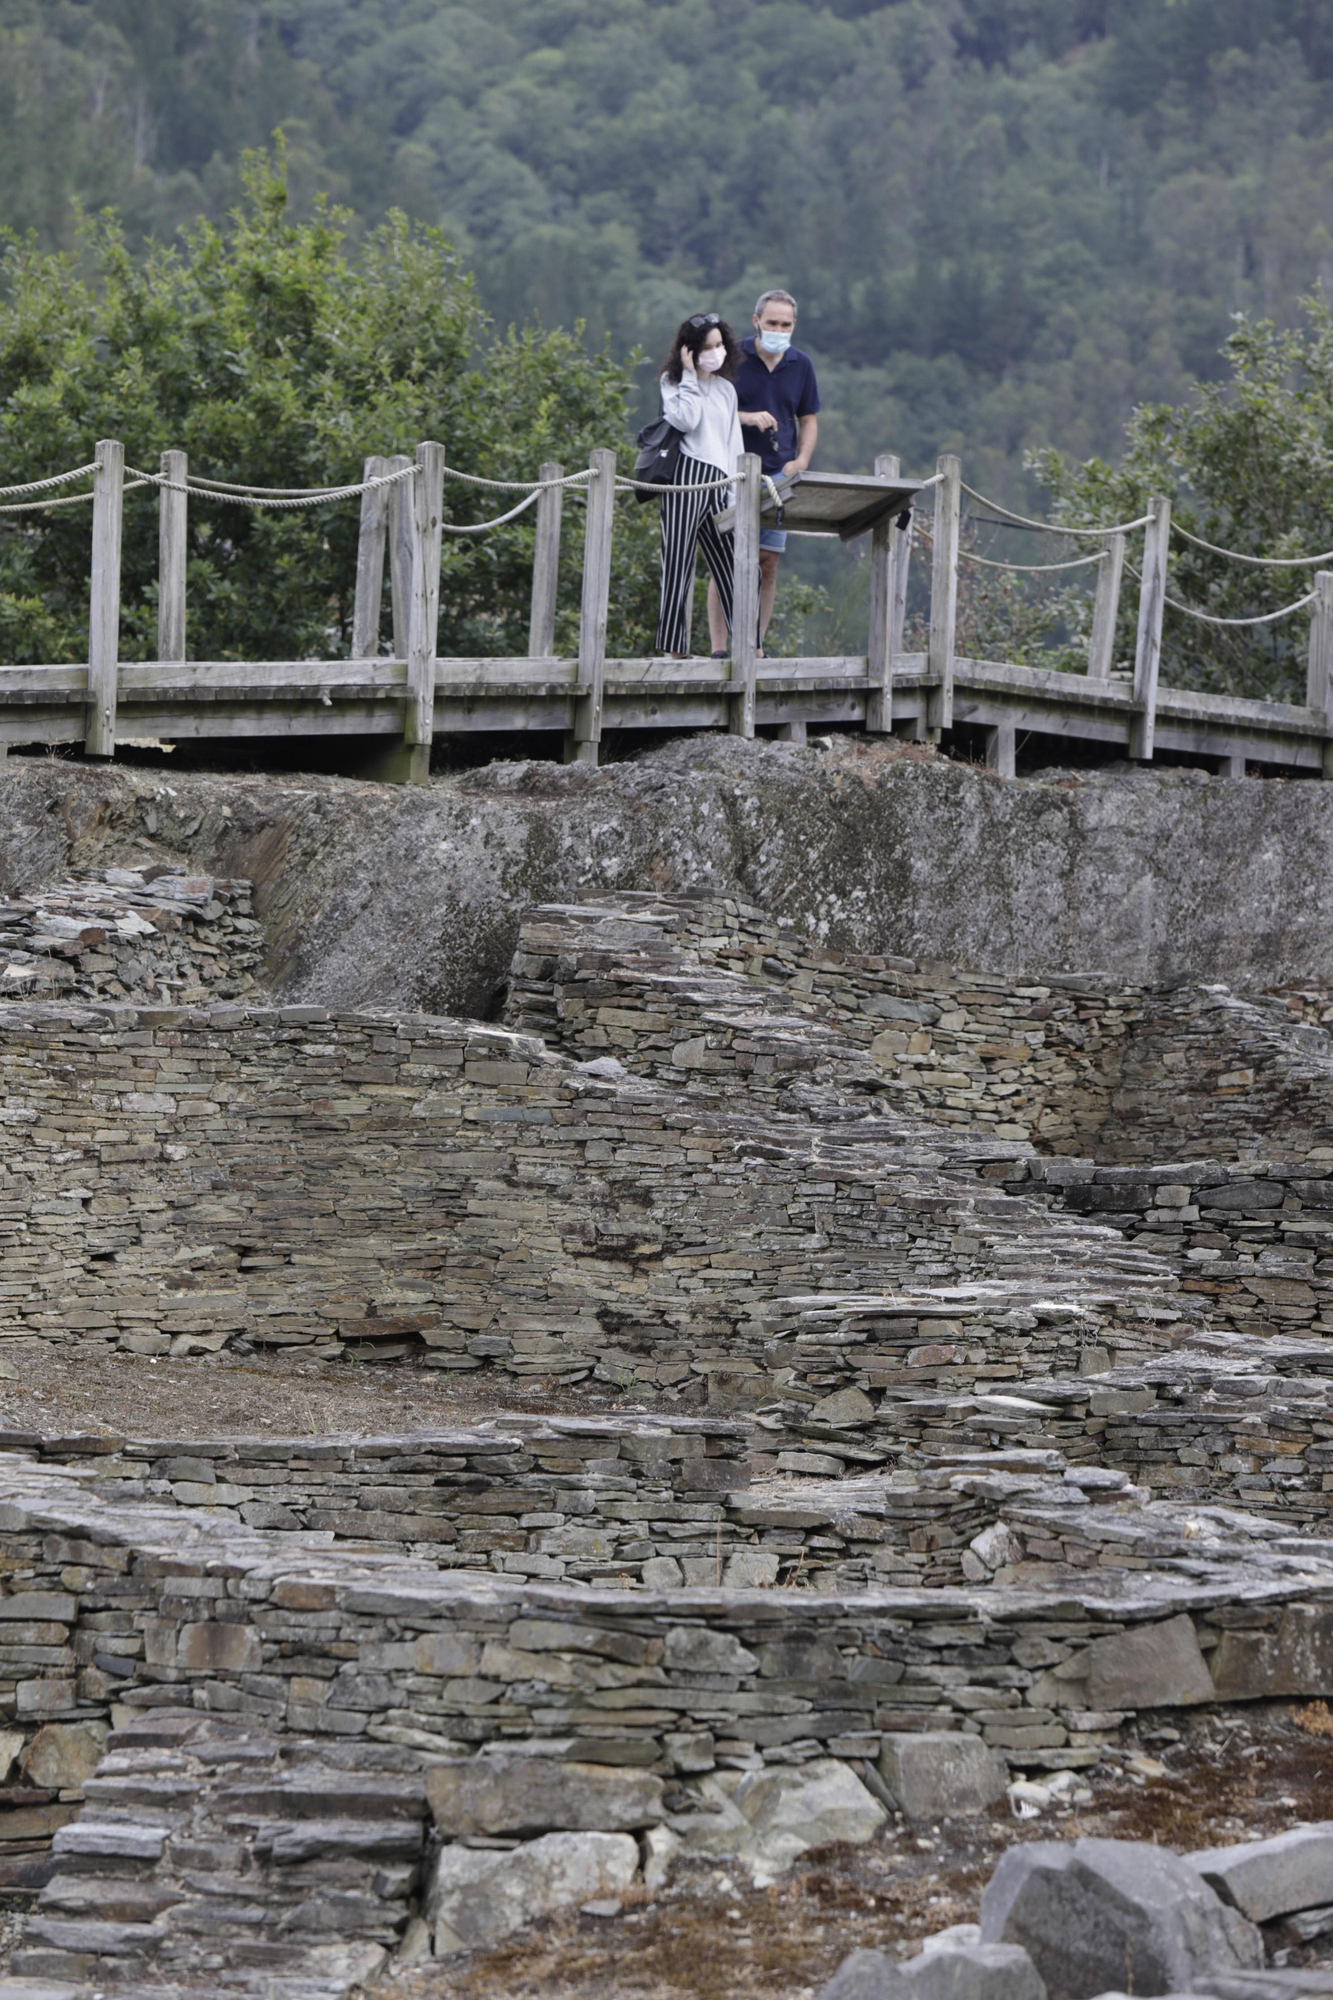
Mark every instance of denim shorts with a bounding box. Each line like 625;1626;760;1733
759;527;788;553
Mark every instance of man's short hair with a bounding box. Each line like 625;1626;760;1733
754;288;797;318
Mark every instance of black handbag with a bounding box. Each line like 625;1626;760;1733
631;415;684;502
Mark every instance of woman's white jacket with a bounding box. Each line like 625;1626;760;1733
660;369;743;483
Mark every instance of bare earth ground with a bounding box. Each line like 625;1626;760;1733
0;1344;638;1439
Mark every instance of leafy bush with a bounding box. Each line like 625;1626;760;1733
1030;291;1333;701
0;142;660;664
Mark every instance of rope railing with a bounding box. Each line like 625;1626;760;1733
1122;558;1318;628
960;548;1106;575
0;463;99;500
439;490;547;534
442;464;593;494
1172;521;1333;569
125;462;419;511
960;481;1153;538
1165;589;1316;629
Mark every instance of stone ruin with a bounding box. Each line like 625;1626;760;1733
4;884;1333;1993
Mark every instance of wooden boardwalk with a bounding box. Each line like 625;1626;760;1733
0;440;1329;782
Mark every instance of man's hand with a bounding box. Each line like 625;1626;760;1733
740;410;778;432
782;458;808;477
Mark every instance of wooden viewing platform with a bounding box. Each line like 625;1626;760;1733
0;439;1330;784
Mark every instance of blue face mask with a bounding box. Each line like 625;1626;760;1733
758;328;792;355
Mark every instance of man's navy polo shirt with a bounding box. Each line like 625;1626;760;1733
735;336;821;477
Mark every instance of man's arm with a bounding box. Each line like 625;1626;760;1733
783;413;818;476
740;409;778;432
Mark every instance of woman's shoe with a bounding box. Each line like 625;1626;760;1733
711;649;728;660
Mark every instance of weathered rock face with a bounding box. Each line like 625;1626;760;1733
11;741;1333;1015
979;1837;1262;1997
425;1756;665;1837
878;1732;1008;1819
428;1829;639;1952
1187;1824;1333;1922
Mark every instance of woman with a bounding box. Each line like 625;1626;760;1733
655;313;743;658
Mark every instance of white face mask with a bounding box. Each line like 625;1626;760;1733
697;347;726;374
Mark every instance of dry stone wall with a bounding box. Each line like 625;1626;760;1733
505;893;1333;1164
0;1001;1166;1389
10;875;1333;1992
0;869;264;1007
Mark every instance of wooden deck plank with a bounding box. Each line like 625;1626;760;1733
0;646;1326;770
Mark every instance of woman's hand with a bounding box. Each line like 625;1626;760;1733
679;345;697;372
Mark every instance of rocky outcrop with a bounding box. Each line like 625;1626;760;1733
11;741;1333;1015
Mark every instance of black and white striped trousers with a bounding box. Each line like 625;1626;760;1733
655;455;735;654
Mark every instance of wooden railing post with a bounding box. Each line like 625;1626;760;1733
85;438;124;758
403;441;443;785
926;452;960;735
351;454;388;659
566;446;616;764
1129;495;1171;761
1087;530;1124;680
984;724;1016;778
528;461;563;658
157;448;187;664
866;451;897;733
1307;570;1333;778
730;452;762;738
385;453;413;662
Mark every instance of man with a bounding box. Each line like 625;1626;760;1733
708;288;820;650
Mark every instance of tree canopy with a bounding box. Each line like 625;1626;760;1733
2;0;1330;498
1029;292;1333;704
0;145;659;664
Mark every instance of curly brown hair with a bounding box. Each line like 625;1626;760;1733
659;313;740;384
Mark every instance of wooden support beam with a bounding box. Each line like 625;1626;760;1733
566;446;616;764
1215;751;1247;778
351;455;389;660
528;461;563;659
730;452;762;739
403;442;443;785
85;438;124;759
385;453;413;663
1306;571;1333;778
1087;531;1124;680
1129;495;1171;761
866;452;897;733
157;449;187;665
926;452;960;736
776;720;807;745
984;722;1016;778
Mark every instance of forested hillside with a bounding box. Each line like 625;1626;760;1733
3;0;1331;496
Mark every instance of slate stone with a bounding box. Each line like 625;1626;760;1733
908;1942;1047;2000
663;1627;758;1675
1084;1616;1214;1710
731;1758;886;1876
817;1948;915;2000
21;1722;108;1794
1186;1825;1333;1922
425;1757;664;1836
1209;1604;1333;1699
879;1733;1007;1818
429;1830;639;1952
979;1838;1262;1999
